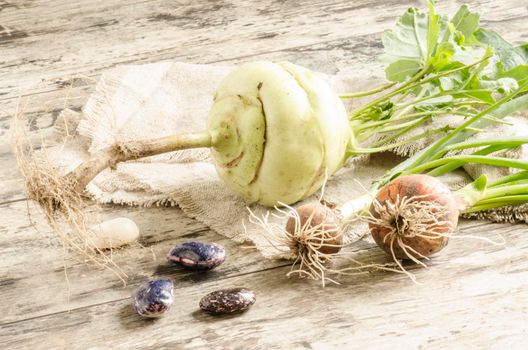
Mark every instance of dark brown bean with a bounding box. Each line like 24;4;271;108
199;288;256;315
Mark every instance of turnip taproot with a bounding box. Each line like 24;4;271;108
57;61;353;207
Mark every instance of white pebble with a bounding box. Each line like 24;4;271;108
88;217;140;249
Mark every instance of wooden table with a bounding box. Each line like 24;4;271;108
1;1;527;348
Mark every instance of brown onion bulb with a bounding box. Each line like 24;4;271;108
368;174;459;260
285;203;342;255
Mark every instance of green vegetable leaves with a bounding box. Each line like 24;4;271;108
475;28;527;70
348;1;527;163
380;1;481;82
346;1;528;212
475;28;528;92
385;60;423;82
450;5;479;42
381;7;431;81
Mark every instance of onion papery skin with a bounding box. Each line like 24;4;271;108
368;175;459;259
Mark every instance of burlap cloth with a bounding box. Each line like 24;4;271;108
47;62;528;258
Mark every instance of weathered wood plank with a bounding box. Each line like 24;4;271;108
1;0;527;347
0;220;526;349
0;194;505;327
0;33;379;138
0;199;283;324
1;0;526;99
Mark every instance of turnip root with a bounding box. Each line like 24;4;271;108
211;62;353;206
40;61;353;209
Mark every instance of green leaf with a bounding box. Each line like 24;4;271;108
430;42;455;70
436;62;468;90
450;4;480;40
385;59;423;82
455;90;494;104
498;65;528;92
490;90;528;119
380;3;483;82
475;28;528;70
415;95;453;107
480;77;520;95
426;1;440;58
518;44;528;60
380;7;429;65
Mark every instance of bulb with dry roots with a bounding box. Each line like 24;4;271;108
366;174;459;273
284;202;343;256
257;175;461;285
248;194;397;287
253;201;353;286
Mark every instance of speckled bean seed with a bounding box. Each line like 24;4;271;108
167;241;226;270
199;288;256;315
132;279;174;317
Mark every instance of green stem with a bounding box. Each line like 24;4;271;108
355;109;478;135
444;137;528;152
480;184;528;200
358;115;431;142
394;89;491;110
490;179;528;188
404;155;528;175
465;196;528;212
449;101;489;108
339;82;397;99
351;127;448;154
349;55;490;121
354;110;450;131
489;171;528;187
391;86;427;119
350;65;431;119
393;86;528;176
477;195;528;205
460;51;490;91
367;116;432;147
406;56;490;90
426;145;507;177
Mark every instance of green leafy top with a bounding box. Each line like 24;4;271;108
381;2;484;82
344;1;528;215
381;1;527;90
346;1;528;164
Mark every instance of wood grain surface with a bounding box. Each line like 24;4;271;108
1;0;527;349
